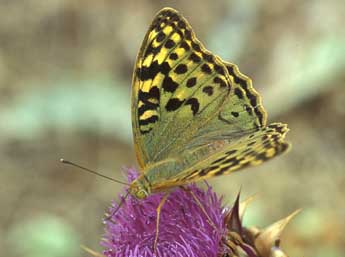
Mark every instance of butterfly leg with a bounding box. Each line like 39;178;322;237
154;192;170;253
180;186;218;232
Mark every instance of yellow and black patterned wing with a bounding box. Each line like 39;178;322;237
182;60;268;150
132;8;267;168
150;123;290;191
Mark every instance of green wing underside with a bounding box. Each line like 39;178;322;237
147;123;289;191
132;8;267;168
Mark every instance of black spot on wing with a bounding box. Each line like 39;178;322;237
202;86;214;96
201;63;212;74
247;141;256;147
176;19;185;29
199;165;218;176
250;97;257;107
186;77;197;88
214;64;225;75
174;64;188;74
189;53;201;63
169;53;178;60
255;109;264;126
138;86;160;116
231;112;239;117
214;166;230;176
162;76;179;93
213;77;227;88
138;101;159;116
221;157;240;165
268;123;285;133
180;41;190;51
146;86;160;99
225;149;237;155
185;29;192;40
140;128;153;134
185;98;200;116
166;98;185;112
244;104;253;115
211;156;227;165
192;42;201;52
138;115;159;126
214;158;249;176
144;42;162;58
234;88;244;99
280;143;290;152
137;61;170;81
165;39;176;49
202;52;214;63
156;31;166;42
255;152;269;162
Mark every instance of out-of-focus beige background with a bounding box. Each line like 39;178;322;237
1;1;344;257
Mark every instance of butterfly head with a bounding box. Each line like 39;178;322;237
129;176;151;199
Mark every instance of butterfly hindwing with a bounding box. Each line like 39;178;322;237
150;123;289;191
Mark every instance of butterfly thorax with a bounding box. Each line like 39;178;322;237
130;158;184;199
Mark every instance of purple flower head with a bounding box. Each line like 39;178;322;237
101;168;227;257
100;169;297;257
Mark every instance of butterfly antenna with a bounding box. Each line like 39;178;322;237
60;158;129;186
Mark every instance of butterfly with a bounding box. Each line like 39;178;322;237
128;7;290;200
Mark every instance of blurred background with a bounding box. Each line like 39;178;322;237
0;1;344;257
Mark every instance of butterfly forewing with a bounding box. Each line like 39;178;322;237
132;8;273;170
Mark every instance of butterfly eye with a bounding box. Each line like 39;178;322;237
136;189;148;199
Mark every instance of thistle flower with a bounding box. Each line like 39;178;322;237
102;169;226;257
100;169;297;257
